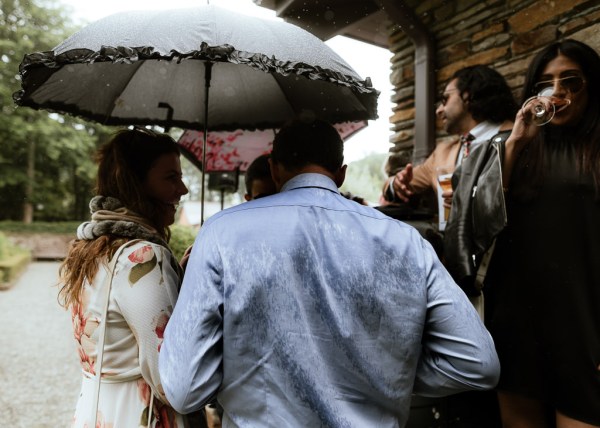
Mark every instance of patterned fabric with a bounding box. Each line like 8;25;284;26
70;240;185;426
159;173;500;427
459;132;475;159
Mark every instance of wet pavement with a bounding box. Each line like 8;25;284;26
0;262;80;427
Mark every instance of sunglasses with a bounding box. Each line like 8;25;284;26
438;88;460;107
533;75;586;95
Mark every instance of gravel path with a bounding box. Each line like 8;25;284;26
0;262;80;427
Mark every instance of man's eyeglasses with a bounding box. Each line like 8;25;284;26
438;88;460;107
534;75;586;95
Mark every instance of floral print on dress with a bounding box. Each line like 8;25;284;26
128;245;158;285
137;379;179;428
72;299;99;375
138;379;153;426
69;241;184;427
153;310;170;352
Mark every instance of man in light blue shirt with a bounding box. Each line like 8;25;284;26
159;119;500;427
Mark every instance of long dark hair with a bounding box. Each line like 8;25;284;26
95;128;181;235
515;39;600;197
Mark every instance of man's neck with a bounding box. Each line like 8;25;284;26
274;164;338;191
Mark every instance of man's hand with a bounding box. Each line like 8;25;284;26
441;189;453;209
179;245;193;271
391;163;414;203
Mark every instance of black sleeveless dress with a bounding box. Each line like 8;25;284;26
485;134;600;425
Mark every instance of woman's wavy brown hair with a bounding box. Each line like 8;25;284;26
58;128;180;308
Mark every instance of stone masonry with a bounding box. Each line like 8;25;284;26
386;0;600;159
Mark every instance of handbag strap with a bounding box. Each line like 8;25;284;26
91;239;146;426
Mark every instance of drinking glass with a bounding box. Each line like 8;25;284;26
436;166;453;223
521;87;571;126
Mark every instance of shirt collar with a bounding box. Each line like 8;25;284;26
469;121;502;146
280;173;340;194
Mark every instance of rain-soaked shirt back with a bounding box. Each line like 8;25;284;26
159;173;499;427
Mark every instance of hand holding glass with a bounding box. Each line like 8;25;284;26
521;84;573;126
436;167;453;222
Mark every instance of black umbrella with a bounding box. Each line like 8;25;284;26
14;5;379;221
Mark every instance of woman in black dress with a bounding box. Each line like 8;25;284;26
488;39;600;427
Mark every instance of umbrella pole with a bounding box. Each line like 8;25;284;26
200;61;213;226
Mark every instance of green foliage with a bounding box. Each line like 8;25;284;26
169;224;197;261
0;231;8;259
0;0;114;222
340;152;388;204
0;230;29;260
0;220;80;234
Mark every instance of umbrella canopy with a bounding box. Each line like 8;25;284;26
14;5;379;223
14;5;379;131
178;120;367;173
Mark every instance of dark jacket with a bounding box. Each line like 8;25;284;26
443;131;510;296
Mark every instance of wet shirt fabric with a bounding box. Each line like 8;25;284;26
159;173;500;428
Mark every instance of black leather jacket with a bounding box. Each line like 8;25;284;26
443;131;510;296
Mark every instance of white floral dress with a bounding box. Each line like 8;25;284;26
70;241;185;428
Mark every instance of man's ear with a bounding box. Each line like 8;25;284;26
268;158;283;190
462;91;470;104
334;164;347;188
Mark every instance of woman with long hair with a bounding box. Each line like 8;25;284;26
487;39;600;427
59;128;189;427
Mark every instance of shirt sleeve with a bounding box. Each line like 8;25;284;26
411;164;433;194
112;242;181;404
380;158;432;202
412;238;500;396
159;224;224;414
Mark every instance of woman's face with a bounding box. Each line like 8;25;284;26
536;53;589;127
143;152;188;227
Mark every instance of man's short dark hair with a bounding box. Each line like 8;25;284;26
271;119;343;174
452;65;518;123
244;154;272;195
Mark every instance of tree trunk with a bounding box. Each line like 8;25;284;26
23;138;35;224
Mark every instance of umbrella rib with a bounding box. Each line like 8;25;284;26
104;60;146;125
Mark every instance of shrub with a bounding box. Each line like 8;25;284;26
0;231;31;288
169;225;197;261
0;221;81;235
0;231;29;261
0;232;8;259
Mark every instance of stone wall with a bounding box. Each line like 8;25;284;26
387;0;600;157
7;233;73;260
